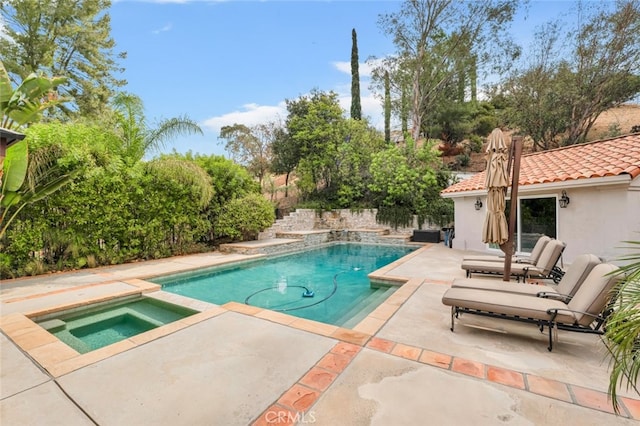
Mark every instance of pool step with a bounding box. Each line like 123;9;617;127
337;286;397;329
39;319;66;332
329;291;377;328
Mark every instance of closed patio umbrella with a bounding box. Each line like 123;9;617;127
482;128;509;246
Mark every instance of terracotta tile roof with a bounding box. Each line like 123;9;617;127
442;134;640;194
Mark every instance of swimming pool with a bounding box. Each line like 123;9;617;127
152;244;414;327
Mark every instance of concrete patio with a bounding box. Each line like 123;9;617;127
1;243;639;425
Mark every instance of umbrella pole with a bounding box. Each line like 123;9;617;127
501;136;523;282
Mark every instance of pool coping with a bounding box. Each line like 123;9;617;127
0;244;429;378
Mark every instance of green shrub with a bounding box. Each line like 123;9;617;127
607;123;622;138
0;253;14;279
468;134;483;153
473;115;498;137
215;194;275;241
456;153;471;167
24;259;47;276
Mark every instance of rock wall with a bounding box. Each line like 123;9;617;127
259;209;438;240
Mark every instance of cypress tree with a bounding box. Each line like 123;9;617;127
350;28;362;120
384;71;391;143
401;85;408;135
470;55;478;102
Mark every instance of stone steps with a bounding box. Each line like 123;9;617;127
259;210;313;240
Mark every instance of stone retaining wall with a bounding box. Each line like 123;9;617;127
259;209;438;240
223;229;414;255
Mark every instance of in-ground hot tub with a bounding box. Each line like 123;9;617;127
36;297;197;354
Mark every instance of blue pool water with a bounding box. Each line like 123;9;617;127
153;244;414;327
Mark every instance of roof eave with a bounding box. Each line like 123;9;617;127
441;174;632;198
0;128;26;146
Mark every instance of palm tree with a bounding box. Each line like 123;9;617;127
605;240;640;413
111;93;203;163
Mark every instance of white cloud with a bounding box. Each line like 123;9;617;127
152;23;173;34
337;91;384;130
201;102;286;135
332;61;375;78
202;88;386;141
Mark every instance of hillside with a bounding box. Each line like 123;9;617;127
445;103;640;173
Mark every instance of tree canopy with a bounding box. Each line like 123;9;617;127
285;89;344;199
218;122;274;186
496;1;640;149
370;0;520;141
0;0;126;118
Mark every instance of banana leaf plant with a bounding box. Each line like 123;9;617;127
0;139;77;238
1;60;70;237
0;61;69;131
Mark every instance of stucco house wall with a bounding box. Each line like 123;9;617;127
442;135;640;265
559;181;640;262
450;196;485;253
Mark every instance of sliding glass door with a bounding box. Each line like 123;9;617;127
516;196;557;252
489;195;558;253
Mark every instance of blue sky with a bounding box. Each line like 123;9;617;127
108;0;586;157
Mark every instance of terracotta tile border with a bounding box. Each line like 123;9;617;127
252;342;361;425
621;397;640;419
418;349;452;369
252;404;298;426
298;367;338;392
526;375;573;403
452;357;485;379
571;385;617;415
391;343;421;361
362;339;639;419
487;365;526;390
366;337;395;353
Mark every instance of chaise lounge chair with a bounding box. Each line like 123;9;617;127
461;239;566;282
452;253;601;302
462;235;551;265
442;263;620;351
